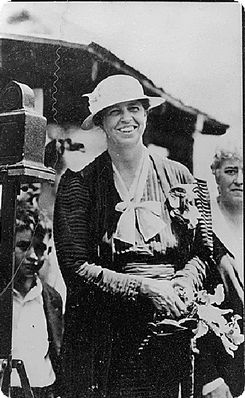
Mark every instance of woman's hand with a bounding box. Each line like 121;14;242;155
140;279;187;319
171;279;195;307
218;254;243;302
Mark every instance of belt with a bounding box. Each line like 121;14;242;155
121;263;175;279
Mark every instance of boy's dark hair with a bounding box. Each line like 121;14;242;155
0;199;52;242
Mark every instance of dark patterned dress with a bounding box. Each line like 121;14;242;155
54;149;213;398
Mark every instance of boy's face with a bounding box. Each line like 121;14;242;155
15;228;46;280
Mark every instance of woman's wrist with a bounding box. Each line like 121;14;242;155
76;261;143;299
139;278;160;298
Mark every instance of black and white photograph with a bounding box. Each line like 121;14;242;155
0;2;243;398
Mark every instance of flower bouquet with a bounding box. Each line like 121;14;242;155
143;284;244;358
139;184;243;358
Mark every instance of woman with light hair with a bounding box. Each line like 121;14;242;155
195;142;244;398
210;143;243;306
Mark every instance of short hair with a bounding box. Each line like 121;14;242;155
0;199;52;243
93;99;150;128
16;199;52;241
210;143;242;174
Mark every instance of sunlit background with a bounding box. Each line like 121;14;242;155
0;1;243;195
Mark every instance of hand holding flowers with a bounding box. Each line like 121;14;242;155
148;284;244;358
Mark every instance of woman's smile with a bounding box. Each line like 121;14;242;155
102;100;147;147
117;125;137;133
116;124;138;136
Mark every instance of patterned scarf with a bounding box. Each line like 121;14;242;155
113;148;166;246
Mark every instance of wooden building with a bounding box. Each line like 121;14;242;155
0;34;229;172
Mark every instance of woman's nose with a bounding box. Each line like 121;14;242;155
234;169;243;184
121;108;133;122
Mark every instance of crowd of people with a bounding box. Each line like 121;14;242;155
0;74;243;398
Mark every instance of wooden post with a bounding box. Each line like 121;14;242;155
0;80;55;397
0;174;19;395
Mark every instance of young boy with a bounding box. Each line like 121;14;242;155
9;200;64;398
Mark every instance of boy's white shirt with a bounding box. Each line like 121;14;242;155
11;277;55;387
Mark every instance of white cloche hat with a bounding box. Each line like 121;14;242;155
81;74;165;130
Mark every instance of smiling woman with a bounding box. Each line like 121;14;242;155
99;100;147;152
54;74;215;398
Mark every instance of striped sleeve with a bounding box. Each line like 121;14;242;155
195;178;213;254
53;168;142;300
53;169;92;279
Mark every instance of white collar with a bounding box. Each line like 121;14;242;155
14;276;43;304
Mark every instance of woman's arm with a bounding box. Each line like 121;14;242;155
54;168;187;316
54;169;143;300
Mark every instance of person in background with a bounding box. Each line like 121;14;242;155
211;144;243;309
18;182;67;313
194;143;244;398
54;74;214;398
8;199;64;398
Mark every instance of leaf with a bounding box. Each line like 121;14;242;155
210;284;225;305
193;320;209;340
220;334;238;357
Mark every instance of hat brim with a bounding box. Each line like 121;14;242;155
81;96;165;130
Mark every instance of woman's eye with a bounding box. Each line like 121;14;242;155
108;109;120;116
225;169;236;175
129;106;139;112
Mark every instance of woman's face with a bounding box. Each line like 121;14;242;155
101;100;147;149
216;158;243;208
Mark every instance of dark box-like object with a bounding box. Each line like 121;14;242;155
0;80;47;167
